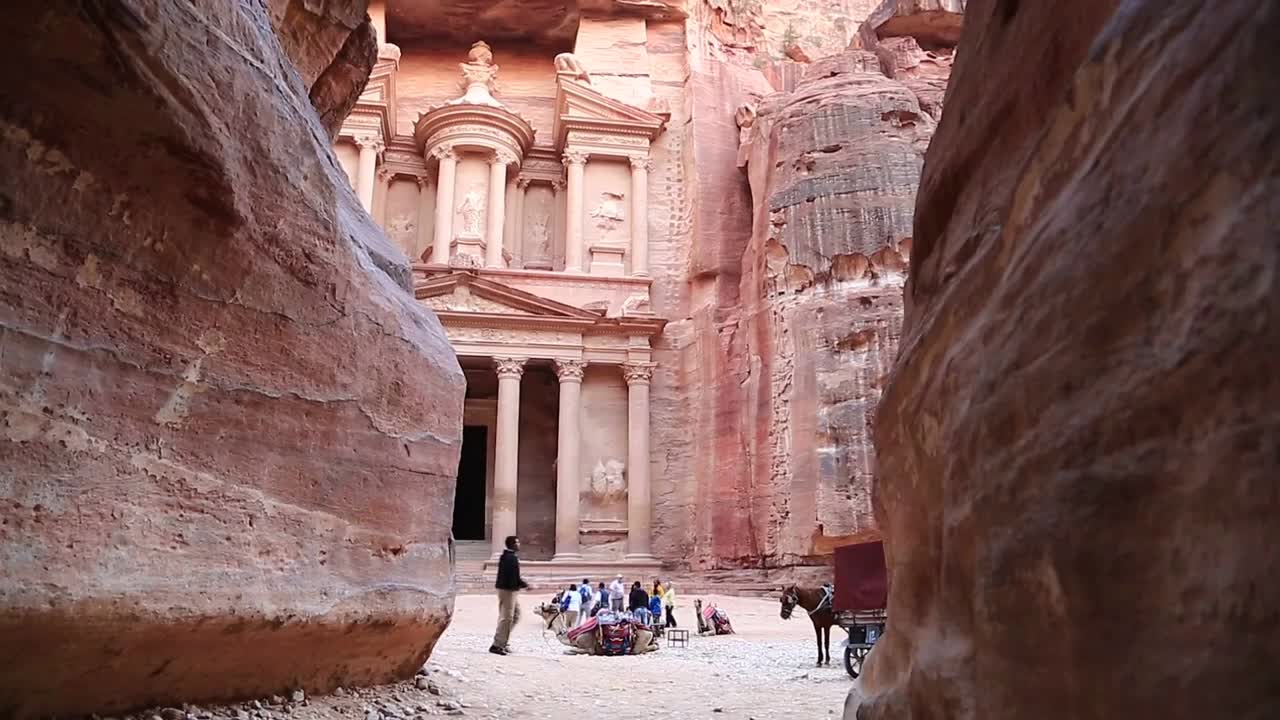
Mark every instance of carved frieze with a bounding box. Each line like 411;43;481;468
446;326;581;346
567;131;649;148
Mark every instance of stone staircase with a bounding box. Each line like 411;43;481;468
453;540;492;593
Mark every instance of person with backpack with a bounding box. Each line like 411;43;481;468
593;582;609;617
578;578;593;618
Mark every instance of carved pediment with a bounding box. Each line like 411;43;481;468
553;78;666;147
414;272;602;320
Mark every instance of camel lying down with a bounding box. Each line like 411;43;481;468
535;605;660;655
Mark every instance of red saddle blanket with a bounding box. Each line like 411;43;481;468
567;617;599;642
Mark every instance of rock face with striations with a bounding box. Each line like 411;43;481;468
854;0;1279;718
0;2;464;717
653;0;960;571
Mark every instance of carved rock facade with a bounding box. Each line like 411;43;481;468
855;0;1279;718
0;2;463;717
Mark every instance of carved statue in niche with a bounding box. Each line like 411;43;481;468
583;459;627;518
526;213;551;259
589;191;626;239
457;189;485;237
554;53;591;84
735;104;757;145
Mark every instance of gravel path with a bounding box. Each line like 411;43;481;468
414;594;850;719
121;595;852;720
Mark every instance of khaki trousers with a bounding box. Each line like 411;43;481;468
563;610;579;629
493;589;521;649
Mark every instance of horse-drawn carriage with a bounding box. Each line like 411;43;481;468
833;540;888;679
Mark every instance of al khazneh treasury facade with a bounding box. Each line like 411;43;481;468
331;1;927;578
337;8;676;575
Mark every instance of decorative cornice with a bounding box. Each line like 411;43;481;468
493;356;526;379
553;359;588;382
622;362;656;385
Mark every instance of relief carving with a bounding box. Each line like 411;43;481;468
526;213;551;260
457;189;486;237
585;459;627;502
566;132;648;148
458;41;499;96
554;53;591;84
589;191;626;239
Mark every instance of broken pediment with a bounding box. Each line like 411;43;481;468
553;77;666;147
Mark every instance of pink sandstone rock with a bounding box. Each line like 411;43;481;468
0;2;463;717
857;0;965;49
269;0;378;138
854;0;1279;718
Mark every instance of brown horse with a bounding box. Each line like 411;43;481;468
781;585;836;666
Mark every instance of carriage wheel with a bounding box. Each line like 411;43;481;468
845;646;871;679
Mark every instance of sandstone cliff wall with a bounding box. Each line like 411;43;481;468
651;0;956;571
0;2;464;717
856;0;1279;717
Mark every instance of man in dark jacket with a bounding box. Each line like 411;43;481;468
490;535;529;655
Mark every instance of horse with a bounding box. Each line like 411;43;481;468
781;584;836;666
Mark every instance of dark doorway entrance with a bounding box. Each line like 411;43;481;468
452;425;488;540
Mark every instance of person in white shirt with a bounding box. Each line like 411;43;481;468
608;575;626;611
564;583;583;628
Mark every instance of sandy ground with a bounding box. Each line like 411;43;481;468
424;593;852;719
133;595;852;720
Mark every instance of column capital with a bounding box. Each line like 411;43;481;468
492;149;519;166
562;148;589;167
628;154;653;171
494;356;526;379
550;179;566;192
415;174;431;190
622;362;656;386
376;166;393;182
516;177;533;190
355;135;385;152
430;144;459;162
553;359;587;383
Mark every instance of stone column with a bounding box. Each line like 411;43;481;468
355;136;383;212
430;146;457;265
552;359;586;560
628;155;651;277
491;357;525;559
513;178;530;264
623;362;656;559
562;149;588;272
415;175;432;262
373;166;392;227
485;151;513;268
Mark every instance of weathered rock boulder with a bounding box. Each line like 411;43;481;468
856;0;1279;718
0;2;463;717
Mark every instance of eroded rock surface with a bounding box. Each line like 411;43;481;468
0;2;463;717
856;0;1279;718
269;0;378;138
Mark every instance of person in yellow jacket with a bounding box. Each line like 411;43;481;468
661;581;678;628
